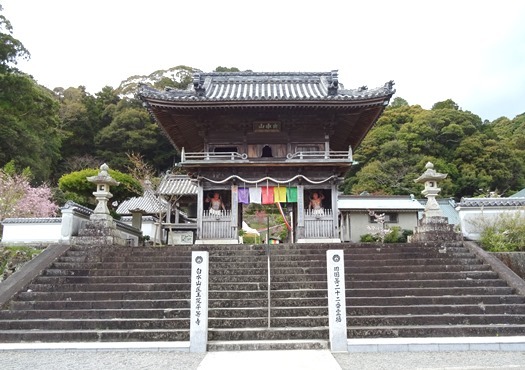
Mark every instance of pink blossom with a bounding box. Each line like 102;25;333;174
0;171;58;220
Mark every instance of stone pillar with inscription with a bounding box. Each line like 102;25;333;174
190;251;209;352
326;249;348;352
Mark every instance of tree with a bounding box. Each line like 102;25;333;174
343;98;525;199
214;66;241;72
58;168;142;209
0;162;58;226
0;73;63;182
94;98;176;172
432;99;459;110
390;97;408;108
0;5;30;73
0;7;62;182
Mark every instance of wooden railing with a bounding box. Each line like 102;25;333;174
181;149;248;162
286;149;352;161
304;208;336;239
180;147;353;163
201;210;235;239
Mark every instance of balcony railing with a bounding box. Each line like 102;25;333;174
181;149;248;162
180;147;353;164
286;150;352;161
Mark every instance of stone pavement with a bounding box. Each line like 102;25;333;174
1;339;525;370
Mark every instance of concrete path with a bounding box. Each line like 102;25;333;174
2;349;525;370
1;339;525;370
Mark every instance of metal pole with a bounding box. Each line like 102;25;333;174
266;215;271;328
267;243;271;328
267;216;270;245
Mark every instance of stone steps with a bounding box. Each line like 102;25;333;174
16;290;191;301
27;282;191;292
0;329;189;342
0;245;192;342
0;308;190;319
347;314;525;326
1;241;524;347
208;326;329;341
207;339;329;351
0;318;189;330
9;299;190;310
347;324;525;338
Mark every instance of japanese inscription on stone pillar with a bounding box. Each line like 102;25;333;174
190;251;209;352
326;249;348;352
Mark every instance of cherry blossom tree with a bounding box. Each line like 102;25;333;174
0;166;58;222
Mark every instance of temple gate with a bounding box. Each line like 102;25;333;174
139;71;394;243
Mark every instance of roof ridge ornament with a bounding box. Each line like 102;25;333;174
193;73;205;96
327;70;339;96
384;80;395;93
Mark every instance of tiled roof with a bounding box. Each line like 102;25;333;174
2;217;61;224
338;195;424;211
157;175;198;196
139;71;395;103
120;215;158;222
510;188;525;198
61;200;93;216
116;189;167;215
458;197;525;207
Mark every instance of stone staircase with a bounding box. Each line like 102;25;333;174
0;244;193;342
0;241;524;349
344;242;525;338
206;244;330;350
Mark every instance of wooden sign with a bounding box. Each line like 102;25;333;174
253;121;281;132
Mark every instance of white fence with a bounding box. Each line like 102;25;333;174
1;201;141;245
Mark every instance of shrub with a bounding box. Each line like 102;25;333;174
0;246;42;281
360;233;380;242
478;211;525;252
360;227;411;243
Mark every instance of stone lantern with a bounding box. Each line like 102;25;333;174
414;162;447;218
87;163;120;221
412;162;461;242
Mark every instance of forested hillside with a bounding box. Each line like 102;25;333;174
1;5;525;202
343;98;525;198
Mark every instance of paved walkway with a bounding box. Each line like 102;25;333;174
2;349;525;370
1;339;525;370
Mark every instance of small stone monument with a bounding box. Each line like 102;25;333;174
412;162;461;242
71;164;126;246
416;162;447;218
87;163;120;221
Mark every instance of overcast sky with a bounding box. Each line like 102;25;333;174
3;0;525;121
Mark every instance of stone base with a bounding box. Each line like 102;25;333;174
195;239;239;245
412;216;462;242
297;238;341;244
71;219;126;246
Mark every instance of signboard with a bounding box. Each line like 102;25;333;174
168;231;193;245
190;251;209;352
253;121;281;132
326;249;348;352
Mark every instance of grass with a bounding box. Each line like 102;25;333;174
0;246;43;279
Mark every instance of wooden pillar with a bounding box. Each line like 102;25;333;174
331;184;339;239
231;184;239;241
296;184;305;240
197;182;204;240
